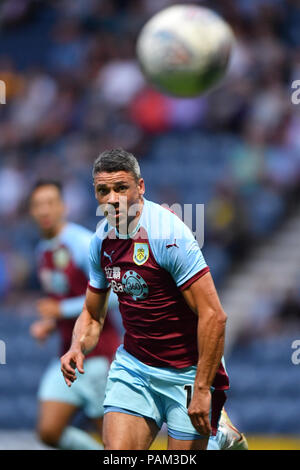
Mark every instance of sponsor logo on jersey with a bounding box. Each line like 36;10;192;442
122;270;149;300
133;243;149;266
105;266;121;280
110;270;149;301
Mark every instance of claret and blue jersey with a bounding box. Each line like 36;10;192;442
36;222;120;361
89;198;228;390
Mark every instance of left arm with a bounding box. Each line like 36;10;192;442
156;209;227;435
182;271;227;436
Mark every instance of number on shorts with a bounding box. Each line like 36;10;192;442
184;384;192;408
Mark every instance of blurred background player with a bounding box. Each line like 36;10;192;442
29;180;121;450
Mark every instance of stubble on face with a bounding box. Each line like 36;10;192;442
94;171;145;234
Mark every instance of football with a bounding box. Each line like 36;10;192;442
136;4;234;97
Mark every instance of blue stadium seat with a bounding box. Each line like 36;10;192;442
226;334;300;432
15;365;42;393
0;366;15;394
15;395;38;429
0;398;22;428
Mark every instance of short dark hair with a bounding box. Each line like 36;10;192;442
92;148;141;182
30;179;63;198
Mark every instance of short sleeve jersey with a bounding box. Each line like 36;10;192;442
89;199;228;389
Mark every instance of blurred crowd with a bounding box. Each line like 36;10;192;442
0;0;300;336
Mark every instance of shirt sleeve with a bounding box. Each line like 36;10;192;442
62;225;92;279
157;216;209;290
88;233;110;292
60;295;86;318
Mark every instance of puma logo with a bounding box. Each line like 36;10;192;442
166;239;179;249
103;250;115;263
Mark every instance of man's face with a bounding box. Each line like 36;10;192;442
30;185;65;233
94;171;145;229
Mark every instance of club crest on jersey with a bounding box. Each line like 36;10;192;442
53;247;70;269
133;243;149;266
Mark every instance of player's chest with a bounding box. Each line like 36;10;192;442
38;245;85;295
101;239;165;300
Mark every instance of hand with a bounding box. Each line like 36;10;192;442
188;388;212;437
36;298;62;319
60;348;85;387
30;319;56;343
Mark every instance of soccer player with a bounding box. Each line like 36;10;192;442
60;149;247;450
29;180;120;450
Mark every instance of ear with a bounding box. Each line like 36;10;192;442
138;178;145;196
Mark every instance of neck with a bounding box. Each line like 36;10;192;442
42;221;66;240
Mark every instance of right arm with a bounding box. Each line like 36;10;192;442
60;287;110;387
